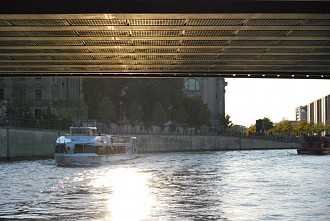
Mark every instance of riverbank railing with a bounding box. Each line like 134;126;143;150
0;118;302;143
0;117;71;131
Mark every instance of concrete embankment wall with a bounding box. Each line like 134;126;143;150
135;135;300;153
0;128;58;160
0;128;300;160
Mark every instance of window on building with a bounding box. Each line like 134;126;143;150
317;99;322;123
184;78;200;91
310;103;314;123
326;96;329;123
35;109;42;119
35;89;42;101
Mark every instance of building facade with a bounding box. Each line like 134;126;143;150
0;77;82;119
296;93;330;125
295;106;307;122
183;77;227;130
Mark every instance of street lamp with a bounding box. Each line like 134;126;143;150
119;101;123;135
165;106;173;127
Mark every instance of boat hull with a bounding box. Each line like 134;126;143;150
297;148;330;155
296;136;330;155
54;153;136;167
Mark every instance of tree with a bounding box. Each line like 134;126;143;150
128;101;143;122
270;119;292;135
246;124;256;136
326;121;330;134
174;106;188;126
72;97;88;124
82;78;212;128
182;96;210;127
97;97;116;125
220;114;233;131
293;119;309;136
313;123;325;135
151;103;167;125
41;107;56;120
262;117;274;131
124;78;184;123
82;78;127;121
198;107;211;126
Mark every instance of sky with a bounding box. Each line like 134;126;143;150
225;78;330;127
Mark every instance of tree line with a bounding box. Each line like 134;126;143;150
245;117;330;136
82;78;211;129
4;78;212;130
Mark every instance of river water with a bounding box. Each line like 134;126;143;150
1;149;330;221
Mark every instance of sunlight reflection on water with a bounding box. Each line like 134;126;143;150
92;168;155;221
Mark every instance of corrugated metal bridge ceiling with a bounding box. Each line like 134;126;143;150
0;1;330;78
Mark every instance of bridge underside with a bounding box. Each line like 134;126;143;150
0;0;329;78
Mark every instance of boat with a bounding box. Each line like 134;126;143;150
297;135;330;155
54;126;137;166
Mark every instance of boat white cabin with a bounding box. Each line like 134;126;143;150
54;126;137;166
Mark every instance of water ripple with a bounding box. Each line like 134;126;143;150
1;150;330;220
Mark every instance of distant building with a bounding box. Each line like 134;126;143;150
256;119;266;135
183;77;227;130
0;77;82;119
295;106;307;122
296;93;330;124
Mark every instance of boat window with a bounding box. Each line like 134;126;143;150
91;129;97;135
71;128;93;135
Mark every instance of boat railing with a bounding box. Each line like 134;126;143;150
111;136;132;143
70;127;98;136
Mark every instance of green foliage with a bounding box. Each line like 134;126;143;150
41;107;56;120
261;117;274;130
72;96;88;123
123;78;185;122
246;124;256;136
82;78;211;127
313;123;326;135
151;103;167;125
220;114;233;129
293;119;309;136
247;117;329;136
198;106;211;126
56;108;71;121
97;96;116;124
174;106;188;126
7;106;33;119
270;119;292;135
326;121;330;132
128;101;143;122
83;78;127;120
181;96;211;127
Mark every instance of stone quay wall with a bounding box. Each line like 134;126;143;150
0;128;58;160
0;128;300;160
135;135;300;153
